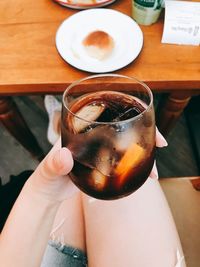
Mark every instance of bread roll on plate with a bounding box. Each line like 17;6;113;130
82;30;115;60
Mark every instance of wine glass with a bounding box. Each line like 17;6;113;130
61;74;155;200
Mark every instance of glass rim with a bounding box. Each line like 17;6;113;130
62;74;153;125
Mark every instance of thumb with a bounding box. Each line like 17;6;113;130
38;147;74;181
28;146;77;201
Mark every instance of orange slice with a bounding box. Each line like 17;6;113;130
72;104;105;133
115;143;145;186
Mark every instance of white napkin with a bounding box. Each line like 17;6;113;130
162;0;200;46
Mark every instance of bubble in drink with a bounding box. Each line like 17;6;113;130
62;91;155;200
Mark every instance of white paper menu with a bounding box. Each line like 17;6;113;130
162;0;200;46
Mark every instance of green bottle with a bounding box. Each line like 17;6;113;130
132;0;163;25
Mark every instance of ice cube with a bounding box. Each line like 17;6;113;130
114;107;140;121
96;148;113;176
89;147;114;190
72;104;105;133
115;128;139;152
90;169;107;190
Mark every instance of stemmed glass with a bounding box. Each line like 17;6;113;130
61;74;155;200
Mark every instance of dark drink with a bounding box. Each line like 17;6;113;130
62;90;155;200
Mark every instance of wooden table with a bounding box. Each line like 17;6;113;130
0;0;200;160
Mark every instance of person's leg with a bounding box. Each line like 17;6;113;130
0;171;33;231
82;178;185;267
44;95;61;146
41;192;87;267
50;192;85;251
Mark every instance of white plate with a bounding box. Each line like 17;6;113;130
54;0;117;9
55;9;143;73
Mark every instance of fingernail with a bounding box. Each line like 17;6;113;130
59;147;74;174
160;135;168;147
156;127;168;147
150;162;159;179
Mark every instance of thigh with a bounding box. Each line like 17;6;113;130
41;192;87;267
82;179;185;267
50;192;86;252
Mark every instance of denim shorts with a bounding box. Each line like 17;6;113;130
41;240;87;267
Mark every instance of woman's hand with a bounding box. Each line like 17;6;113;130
26;138;78;203
149;128;168;179
25;128;166;203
